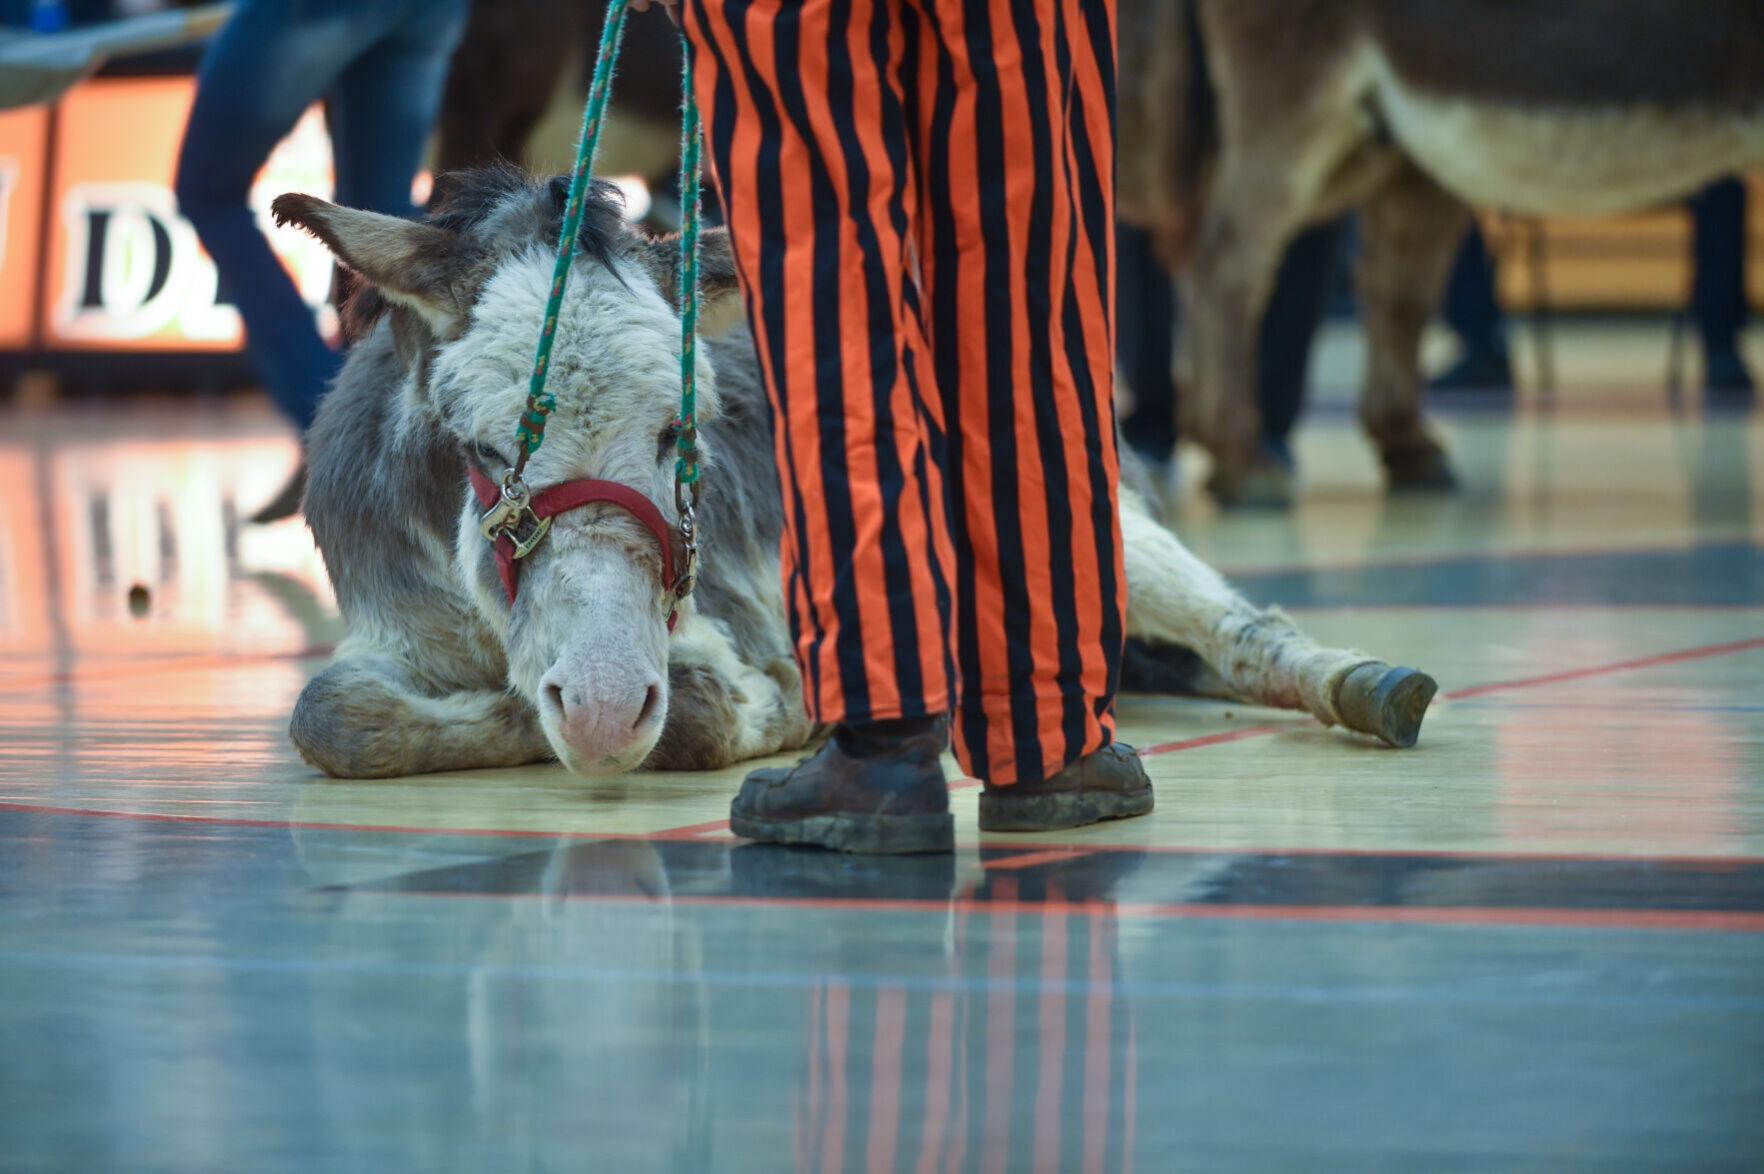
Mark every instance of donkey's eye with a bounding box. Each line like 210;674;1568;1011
475;442;508;468
657;422;681;460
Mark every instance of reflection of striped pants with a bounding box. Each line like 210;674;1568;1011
683;0;1127;785
792;886;1138;1171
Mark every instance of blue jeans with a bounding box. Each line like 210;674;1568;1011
175;0;469;432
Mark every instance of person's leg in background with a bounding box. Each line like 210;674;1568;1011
684;0;963;853
1689;176;1755;404
1255;219;1342;469
1115;222;1179;469
176;0;463;521
911;0;1145;827
176;1;365;522
1431;222;1515;393
176;0;364;437
327;0;470;218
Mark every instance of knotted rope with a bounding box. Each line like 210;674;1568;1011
506;0;704;501
483;0;705;604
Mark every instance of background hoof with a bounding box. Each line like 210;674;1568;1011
1332;663;1438;748
1207;456;1294;510
1383;442;1458;492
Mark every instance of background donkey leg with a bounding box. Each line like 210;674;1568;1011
1182;178;1298;508
1119;492;1437;747
1356;163;1474;490
291;653;553;778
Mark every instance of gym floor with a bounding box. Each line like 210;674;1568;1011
2;336;1761;1171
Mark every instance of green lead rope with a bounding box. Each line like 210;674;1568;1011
502;0;706;601
675;43;703;495
511;0;632;478
508;0;706;516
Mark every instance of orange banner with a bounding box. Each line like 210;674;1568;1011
38;76;337;353
0;104;50;351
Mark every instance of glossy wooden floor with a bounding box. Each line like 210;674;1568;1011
3;354;1762;1171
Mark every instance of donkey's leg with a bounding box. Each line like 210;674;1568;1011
1119;492;1437;747
645;615;817;772
1183;176;1299;507
1356;163;1474;490
291;653;552;778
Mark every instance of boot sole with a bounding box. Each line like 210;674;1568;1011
730;809;955;855
977;786;1155;833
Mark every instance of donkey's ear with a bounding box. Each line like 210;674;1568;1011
644;227;745;337
271;193;488;337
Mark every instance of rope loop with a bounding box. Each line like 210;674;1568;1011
490;0;707;611
511;0;632;478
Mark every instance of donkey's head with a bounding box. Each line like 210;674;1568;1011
274;169;744;776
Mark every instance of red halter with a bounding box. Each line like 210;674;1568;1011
468;465;686;630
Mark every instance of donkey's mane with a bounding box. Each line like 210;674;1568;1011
340;162;631;341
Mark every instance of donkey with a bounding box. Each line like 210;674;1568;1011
1119;0;1764;505
274;167;1438;780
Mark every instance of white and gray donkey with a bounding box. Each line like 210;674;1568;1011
275;168;1437;781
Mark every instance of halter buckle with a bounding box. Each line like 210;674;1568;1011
673;478;700;602
479;472;553;560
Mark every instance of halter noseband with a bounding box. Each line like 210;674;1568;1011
468;465;695;631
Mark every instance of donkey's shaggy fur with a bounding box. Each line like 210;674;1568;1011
283;168;1434;779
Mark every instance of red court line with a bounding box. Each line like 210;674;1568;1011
663;818;738;838
981;848;1096;871
967;840;1764;865
0;801;731;843
7;800;1754;866
381;889;1764;932
1136;722;1296;758
1440;635;1764;700
1217;537;1748;581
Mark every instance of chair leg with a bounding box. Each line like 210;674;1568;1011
1524;218;1556;407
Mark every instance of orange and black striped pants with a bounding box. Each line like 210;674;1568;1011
684;0;1125;785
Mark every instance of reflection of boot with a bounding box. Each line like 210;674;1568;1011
249;461;308;524
973;843;1151;905
729;842;957;902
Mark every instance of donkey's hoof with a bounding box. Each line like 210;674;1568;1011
1207;457;1293;510
1332;663;1438;749
1383;443;1457;493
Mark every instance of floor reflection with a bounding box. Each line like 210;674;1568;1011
0;415;340;665
327;836;1147;1174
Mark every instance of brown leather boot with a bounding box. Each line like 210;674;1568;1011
729;716;955;854
978;742;1154;832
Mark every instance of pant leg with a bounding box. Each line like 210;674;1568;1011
1256;218;1341;452
327;0;470;217
1690;176;1749;355
174;0;404;431
683;0;959;728
1115;220;1179;464
1440;222;1506;355
910;0;1126;784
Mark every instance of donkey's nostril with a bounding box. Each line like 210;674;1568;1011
635;683;662;730
543;682;567;719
